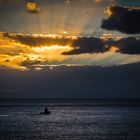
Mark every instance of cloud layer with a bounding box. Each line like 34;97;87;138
101;6;140;34
4;32;140;55
0;32;140;70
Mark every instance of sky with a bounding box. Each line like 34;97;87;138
0;0;140;98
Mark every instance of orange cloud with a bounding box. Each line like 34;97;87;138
104;7;113;16
26;2;40;13
109;46;120;52
0;32;73;70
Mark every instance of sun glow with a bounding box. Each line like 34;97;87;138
0;32;74;70
109;46;120;52
31;45;72;62
0;32;73;70
33;45;71;52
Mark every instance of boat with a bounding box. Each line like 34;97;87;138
40;107;51;115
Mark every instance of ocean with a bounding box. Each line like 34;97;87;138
0;99;140;140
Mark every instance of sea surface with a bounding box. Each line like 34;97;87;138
0;99;140;140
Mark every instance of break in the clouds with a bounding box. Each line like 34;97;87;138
101;5;140;34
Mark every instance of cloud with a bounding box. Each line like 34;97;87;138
0;63;140;98
21;59;42;67
112;37;140;55
63;37;105;55
3;32;72;47
63;37;140;55
0;32;73;70
101;6;140;34
26;2;40;14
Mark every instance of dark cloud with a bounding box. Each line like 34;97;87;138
113;37;140;55
0;63;140;98
21;59;42;67
63;37;105;55
63;37;140;55
101;6;140;34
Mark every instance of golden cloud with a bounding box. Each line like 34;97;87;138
26;2;40;13
109;46;120;52
104;6;113;16
0;32;73;70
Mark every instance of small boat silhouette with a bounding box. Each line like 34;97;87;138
40;107;51;115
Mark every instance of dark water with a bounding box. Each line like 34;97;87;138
0;99;140;140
